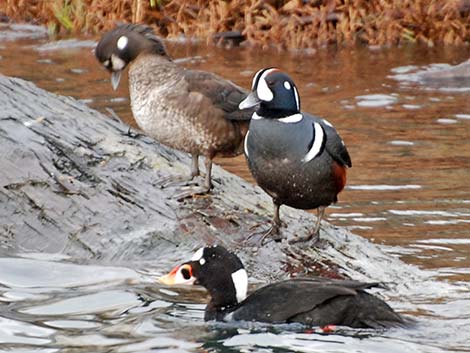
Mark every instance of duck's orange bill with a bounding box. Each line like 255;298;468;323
158;264;194;285
158;265;181;285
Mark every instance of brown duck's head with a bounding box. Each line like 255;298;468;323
95;23;170;90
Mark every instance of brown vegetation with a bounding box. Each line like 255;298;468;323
2;0;470;48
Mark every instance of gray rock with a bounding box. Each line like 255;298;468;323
0;74;426;287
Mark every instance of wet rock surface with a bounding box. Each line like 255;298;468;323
0;74;425;284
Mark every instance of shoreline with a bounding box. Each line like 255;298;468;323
1;1;470;49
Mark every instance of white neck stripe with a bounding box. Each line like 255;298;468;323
278;113;303;123
302;122;324;163
252;112;303;123
252;112;263;120
231;268;248;303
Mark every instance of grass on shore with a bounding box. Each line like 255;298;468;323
1;0;470;49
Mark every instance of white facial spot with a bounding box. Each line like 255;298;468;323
231;268;248;303
322;118;333;127
244;130;250;158
103;59;110;67
111;54;126;71
191;247;205;261
302;122;325;163
257;78;273;102
278;113;303;124
117;35;128;50
284;81;291;90
199;258;206;266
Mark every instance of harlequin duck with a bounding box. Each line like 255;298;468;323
160;245;407;328
95;24;252;198
239;68;352;243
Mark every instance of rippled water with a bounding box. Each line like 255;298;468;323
0;24;469;352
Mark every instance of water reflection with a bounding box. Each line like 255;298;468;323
0;254;469;352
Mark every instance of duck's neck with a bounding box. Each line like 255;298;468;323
204;299;239;321
202;282;239;321
258;106;299;119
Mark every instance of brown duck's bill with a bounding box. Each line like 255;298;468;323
111;71;122;91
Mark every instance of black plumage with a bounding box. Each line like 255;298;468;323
160;245;408;329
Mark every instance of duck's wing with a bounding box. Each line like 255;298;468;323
229;279;358;323
183;69;254;121
306;113;352;168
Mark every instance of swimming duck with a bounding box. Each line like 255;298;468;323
239;68;352;243
160;245;406;328
95;24;252;198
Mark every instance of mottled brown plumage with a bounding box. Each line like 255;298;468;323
96;24;251;198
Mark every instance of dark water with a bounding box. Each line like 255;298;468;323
0;24;469;352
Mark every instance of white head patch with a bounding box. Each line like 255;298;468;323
255;68;277;102
117;35;128;50
302;122;325;163
231;268;248;303
111;54;126;71
284;81;291;90
191;247;206;265
192;247;205;261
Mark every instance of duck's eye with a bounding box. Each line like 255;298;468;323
181;266;192;280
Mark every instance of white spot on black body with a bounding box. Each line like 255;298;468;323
284;81;291;90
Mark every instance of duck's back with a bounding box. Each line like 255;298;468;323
225;279;406;329
128;54;250;156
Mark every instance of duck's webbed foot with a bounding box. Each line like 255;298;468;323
244;203;283;245
172;157;213;201
289;206;326;247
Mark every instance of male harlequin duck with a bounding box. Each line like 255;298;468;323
95;24;252;198
239;68;352;243
160;245;407;328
